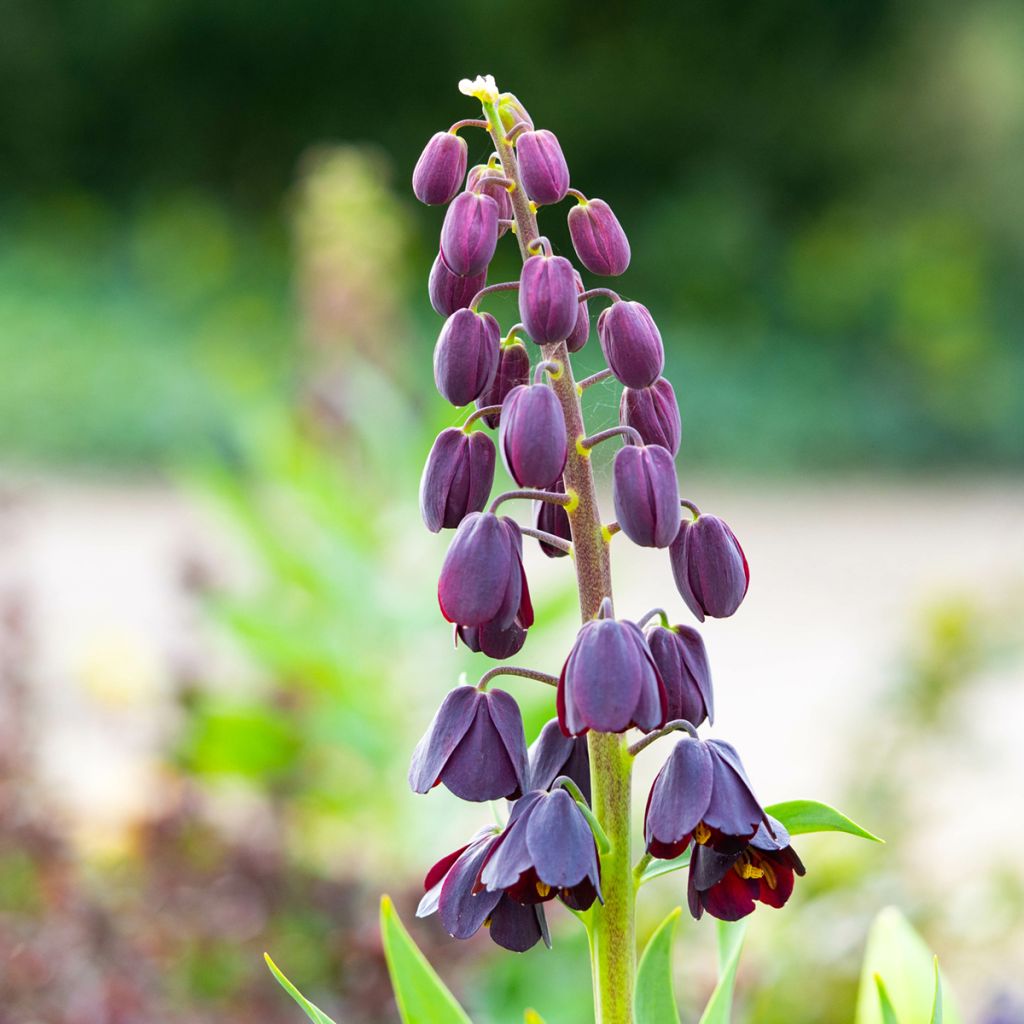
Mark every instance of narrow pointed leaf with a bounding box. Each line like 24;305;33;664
264;953;338;1024
930;958;943;1024
524;1012;547;1024
379;895;474;1024
876;975;901;1024
635;906;682;1024
639;849;692;885
765;799;882;842
697;920;748;1024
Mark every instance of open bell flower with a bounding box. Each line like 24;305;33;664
528;718;591;804
646;624;714;727
687;816;805;921
433;308;500;407
499;383;568;488
419;427;495;533
644;737;768;860
611;443;680;548
669;512;749;621
478;789;602;911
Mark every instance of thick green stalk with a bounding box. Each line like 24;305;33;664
484;97;635;1024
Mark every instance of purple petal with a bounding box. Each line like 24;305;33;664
488;898;547;952
408;686;480;793
644;738;714;851
478;791;544;892
525;790;600;891
486;689;530;797
438;836;503;939
441;700;520;801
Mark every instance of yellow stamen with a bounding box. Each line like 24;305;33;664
694;822;712;845
536;881;551;898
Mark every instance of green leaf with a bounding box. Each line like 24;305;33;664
524;1012;546;1024
638;849;692;885
855;907;961;1024
264;953;338;1024
379;895;473;1024
635;906;682;1024
765;799;883;842
697;920;748;1024
876;974;901;1024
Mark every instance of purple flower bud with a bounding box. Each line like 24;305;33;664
433;308;500;407
456;619;527;660
440;191;499;277
568;198;631;276
535;478;571;559
516;129;570;206
413;131;469;206
597;301;665;389
475;342;530;429
611;444;680;548
479;789;602;911
466;165;513;235
528;718;591;803
428;252;486;318
620;378;681;455
646;625;714;726
499;383;568;488
566;270;590;353
419;427;495;533
669;514;749;621
438;512;533;631
409;685;529;801
557;618;667;737
518;253;578;344
644;737;768;860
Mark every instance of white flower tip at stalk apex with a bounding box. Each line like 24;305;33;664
459;74;499;104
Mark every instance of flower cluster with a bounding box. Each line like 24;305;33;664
408;81;802;952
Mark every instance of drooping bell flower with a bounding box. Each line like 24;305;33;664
440;191;499;277
428;252;486;318
456;619;527;660
534;478;572;559
475;341;530;429
518;251;578;344
611;444;680;548
687;816;805;922
413;131;468;206
597;300;665;389
417;829;549;952
646;624;714;727
438;512;533;631
516;129;570;206
528;718;591;804
557;616;667;737
433;308;500;407
409;685;529;802
620;378;681;456
669;512;749;621
568;197;630;276
419;428;495;533
466;164;513;235
566;270;590;353
478;790;602;911
499;383;567;488
644;738;768;860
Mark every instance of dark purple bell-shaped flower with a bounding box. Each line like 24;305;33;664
528;718;591;804
499;384;567;488
418;829;549;952
413;132;468;206
428;252;486;318
535;478;572;559
557;617;667;737
644;738;768;860
516;129;570;206
568;198;631;276
612;444;680;548
620;378;681;455
409;685;529;802
598;301;665;389
456;619;527;660
419;428;495;533
518;252;578;344
646;625;714;727
478;789;602;911
475;341;530;429
669;512;750;621
440;191;499;277
687;816;805;922
433;308;500;407
438;512;533;631
467;164;513;235
566;270;590;353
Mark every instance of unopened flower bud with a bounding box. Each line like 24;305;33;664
516;129;570;206
566;271;590;353
518;252;578;344
413;132;468;206
612;444;680;548
620;378;681;455
669;514;749;621
440;191;499;277
568;198;630;276
499;384;567;488
456;619;527;660
646;625;714;726
476;342;530;429
597;300;665;389
433;309;500;407
497;93;534;134
467;165;513;235
535;478;572;559
419;427;496;533
428;253;487;318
